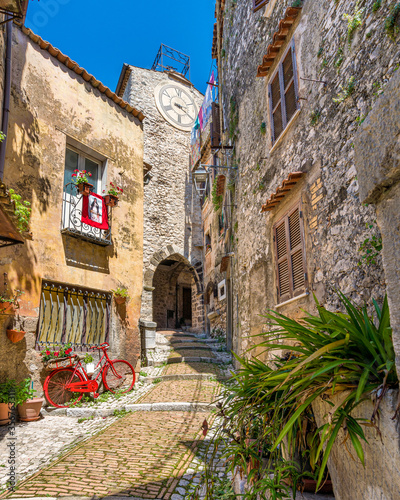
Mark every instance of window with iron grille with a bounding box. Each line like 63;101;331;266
273;203;308;304
268;38;300;145
253;0;269;12
36;281;112;350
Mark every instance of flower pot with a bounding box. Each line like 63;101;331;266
85;362;95;375
104;194;119;207
77;182;93;196
302;478;333;494
114;296;126;305
0;403;13;425
0;302;15;315
6;329;26;343
17;397;44;422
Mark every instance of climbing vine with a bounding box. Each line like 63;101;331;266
211;178;223;213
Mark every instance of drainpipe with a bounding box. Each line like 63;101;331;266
0;16;12;181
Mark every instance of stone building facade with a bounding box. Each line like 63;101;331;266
116;65;205;337
0;24;144;389
209;0;400;497
213;0;398;359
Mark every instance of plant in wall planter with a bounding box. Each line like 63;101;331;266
0;288;24;314
16;379;44;422
84;353;95;375
6;328;26;343
72;169;93;196
0;380;16;425
112;287;129;305
103;182;123;207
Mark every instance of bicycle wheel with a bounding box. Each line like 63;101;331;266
103;360;136;393
44;368;84;408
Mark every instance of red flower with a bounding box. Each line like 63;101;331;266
72;174;77;177
102;190;105;193
110;182;114;187
46;350;51;355
74;169;79;172
88;173;92;177
54;351;59;357
120;189;123;193
83;170;87;173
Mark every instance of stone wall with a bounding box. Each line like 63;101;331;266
355;66;400;378
217;0;399;363
121;67;205;330
0;26;144;390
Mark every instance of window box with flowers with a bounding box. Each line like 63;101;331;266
40;343;75;370
72;169;93;196
103;182;123;207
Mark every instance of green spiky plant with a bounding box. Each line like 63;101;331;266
206;293;397;496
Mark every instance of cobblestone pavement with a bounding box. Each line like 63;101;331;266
0;330;233;499
163;362;224;377
138;380;220;404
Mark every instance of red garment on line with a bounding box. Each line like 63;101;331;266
81;192;109;230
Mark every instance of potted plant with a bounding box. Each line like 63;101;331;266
112;287;129;305
0;380;16;425
84;353;95;374
6;328;26;343
72;169;93;196
16;379;44;422
103;182;123;207
0;289;23;314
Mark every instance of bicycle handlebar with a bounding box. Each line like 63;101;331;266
90;343;109;350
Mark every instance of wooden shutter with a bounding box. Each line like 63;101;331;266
211;102;221;149
269;39;300;145
274;204;307;303
253;0;269;12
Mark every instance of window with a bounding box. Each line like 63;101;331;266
253;0;269;12
218;280;226;301
273;203;307;303
268;39;300;144
36;281;112;349
205;231;212;253
62;143;112;246
64;147;102;194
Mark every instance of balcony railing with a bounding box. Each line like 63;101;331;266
61;183;112;246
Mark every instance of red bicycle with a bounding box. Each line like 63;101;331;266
43;343;136;408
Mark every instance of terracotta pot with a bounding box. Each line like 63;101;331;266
104;194;119;207
17;398;44;422
114;295;126;305
6;329;26;343
0;302;14;315
302;478;333;494
77;182;93;196
0;403;13;425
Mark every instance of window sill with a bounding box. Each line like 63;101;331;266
275;291;309;309
269;108;302;155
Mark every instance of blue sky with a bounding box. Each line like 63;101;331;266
25;0;216;94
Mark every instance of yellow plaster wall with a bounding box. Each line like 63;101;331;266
0;27;144;388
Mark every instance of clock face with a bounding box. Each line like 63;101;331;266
154;82;198;131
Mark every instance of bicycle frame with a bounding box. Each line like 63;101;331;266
56;347;121;396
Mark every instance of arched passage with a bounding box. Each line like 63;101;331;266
141;247;204;333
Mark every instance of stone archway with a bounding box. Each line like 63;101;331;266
140;246;204;333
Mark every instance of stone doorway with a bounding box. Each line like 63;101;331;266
141;250;204;333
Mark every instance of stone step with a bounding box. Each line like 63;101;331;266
45;401;216;417
142;373;229;383
173;345;215;351
148;356;228;366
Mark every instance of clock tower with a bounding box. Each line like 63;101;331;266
116;51;205;354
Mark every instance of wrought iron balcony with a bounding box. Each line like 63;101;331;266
61;183;112;246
